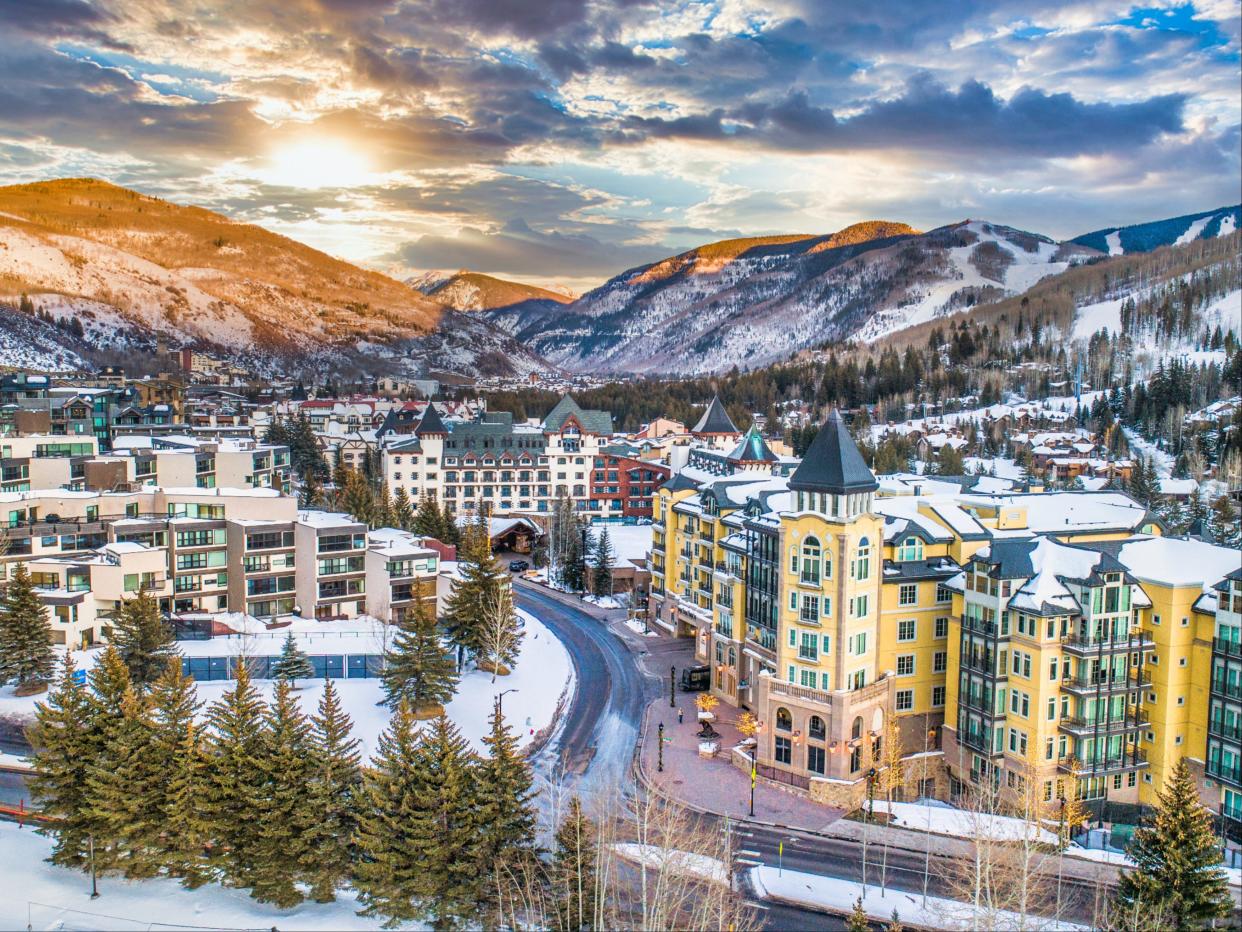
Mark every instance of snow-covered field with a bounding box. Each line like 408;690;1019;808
588;523;653;570
871;799;1058;845
750;865;1086;930
0;609;572;759
0;821;400;932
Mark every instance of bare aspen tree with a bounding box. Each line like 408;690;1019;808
478;584;522;683
878;714;904;895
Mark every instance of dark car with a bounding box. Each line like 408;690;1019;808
679;665;711;692
508;559;530;573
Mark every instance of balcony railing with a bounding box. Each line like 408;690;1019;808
1062;631;1154;654
1214;637;1242;658
1212;678;1242;700
769;678;832;707
1207;758;1242;786
1208;718;1242;741
1059;711;1148;737
1062;669;1150;695
1058;748;1148;775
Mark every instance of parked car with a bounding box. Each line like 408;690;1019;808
508;559;530;573
679;665;711;691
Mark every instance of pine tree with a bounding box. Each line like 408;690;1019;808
27;654;94;867
413;493;440;537
381;598;458;714
162;721;212;887
1209;493;1241;548
110;587;178;690
304;678;362;902
438;497;460;546
74;646;135;871
353;700;431;928
406;714;485;928
477;699;538;920
441;521;506;660
251;679;316;907
1115;757;1232;930
1127;456;1161;508
299;468;324;508
83;684;159;877
270;631;314;687
202;663;268;888
846;897;870;932
590;527;614;600
342;468;374;524
550;795;597;932
392;486;415;531
0;562;55;693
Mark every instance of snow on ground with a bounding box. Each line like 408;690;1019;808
1175;214;1214;245
189;608;572;758
749;865;1086;930
1072;292;1129;340
612;844;729;885
583;594;621;609
963;456;1026;481
0;821;403;931
1122;427;1174;477
1105;230;1123;255
0;610;573;759
0;750;31;770
588;523;653;570
1067;842;1242;886
1221;214;1237;237
871;800;1058;846
623;618;661;637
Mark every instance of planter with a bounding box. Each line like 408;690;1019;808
697;711;716;723
698;740;720;758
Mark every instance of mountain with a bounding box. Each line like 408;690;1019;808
485;220;1094;376
410;270;574;312
1072;205;1240;256
0;179;551;378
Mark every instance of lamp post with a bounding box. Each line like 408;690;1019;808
658;722;665;773
89;833;99;899
670;665;676;708
922;727;936;908
749;752;756;817
496;687;519;716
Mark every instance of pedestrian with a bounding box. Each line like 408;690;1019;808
678;707;683;724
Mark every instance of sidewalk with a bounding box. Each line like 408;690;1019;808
637;693;845;833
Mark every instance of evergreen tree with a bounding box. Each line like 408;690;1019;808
76;647;136;871
441;521;505;660
550;795;597;932
413;493;441;537
438;498;461;546
202;663;268;889
299;468;324;508
846;897;870;932
304;678;362;902
560;526;587;593
110;587;178;690
342;469;375;524
0;562;55;693
251;679;316;907
27;654;93;867
1126;456;1161;508
147;659;208;883
83;684;159;877
404;714;485;928
381;598;458;714
392;486;415;531
1209;494;1241;548
353;701;432;928
477;698;538;919
1115;757;1232;930
590;528;614;600
271;632;314;687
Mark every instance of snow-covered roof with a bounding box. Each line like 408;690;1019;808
1117;537;1242;594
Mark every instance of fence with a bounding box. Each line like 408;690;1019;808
181;653;384;682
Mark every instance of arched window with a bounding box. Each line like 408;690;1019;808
800;537;821;585
728;646;736;666
854;537;872;582
897;536;924;562
776;707;793;732
809;715;826;740
851;716;863;740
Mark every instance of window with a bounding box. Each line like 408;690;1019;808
850;632;868;655
1049;658;1058;680
899;584;918;606
800;537;822;585
776;707;792;731
853;594;869;618
932;686;945;707
896;689;914;711
897;537;924;562
800;595;821;624
789;591;799;611
800;669;817;688
933;651;947;673
809;715;826;740
934;616;949;638
898;619;916;641
897;655;915;676
807;745;825;774
799;633;819;662
853;538;872;581
775;737;792;765
936;585;952;603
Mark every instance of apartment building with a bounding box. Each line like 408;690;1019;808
1205;568;1242;844
365;528;441;622
382;395;616;517
112;436;291;492
0;435;100;492
295;510;369;620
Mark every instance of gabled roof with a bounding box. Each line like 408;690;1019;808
692;395;738;435
727;424;778;463
789;410;878;495
542;394;614;435
415;403;448;436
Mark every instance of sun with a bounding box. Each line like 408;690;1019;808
263;139;373;189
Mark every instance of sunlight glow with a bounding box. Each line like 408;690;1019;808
262;139;373;189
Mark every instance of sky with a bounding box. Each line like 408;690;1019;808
0;1;1238;293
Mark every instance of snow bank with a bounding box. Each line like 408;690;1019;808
0;821;391;931
872;800;1059;846
750;865;1086;930
612;843;729;885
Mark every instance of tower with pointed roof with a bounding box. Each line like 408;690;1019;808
789;409;878;520
414;403;448;438
726;423;779;471
691;395;741;448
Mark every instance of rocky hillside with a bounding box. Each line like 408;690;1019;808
1072;205;1240;256
486;220;1095;375
0;179;551;378
410;270;574;312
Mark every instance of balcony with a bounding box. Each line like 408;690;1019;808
961;614;1000;637
1208;759;1242;789
1058;748;1148;776
1208;718;1242;742
1062;669;1149;697
960;652;1006;679
1062;631;1153;656
958;727;999;755
1214;638;1242;658
769;678;832;707
1059;710;1148;738
1212;678;1242;700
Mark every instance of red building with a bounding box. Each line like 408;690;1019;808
590;450;671;518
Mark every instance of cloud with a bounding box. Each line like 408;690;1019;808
393;218;670;279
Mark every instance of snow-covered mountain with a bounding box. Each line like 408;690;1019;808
1072;205;1240;256
488;220;1093;376
410;270;574;313
0;179;552;378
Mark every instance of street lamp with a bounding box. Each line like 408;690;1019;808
658;722;665;773
670;665;677;708
496;688;519;716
